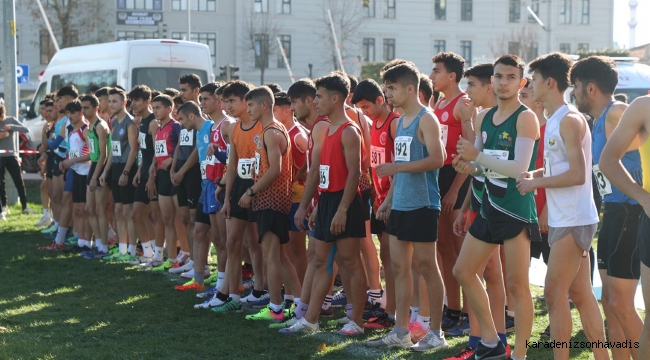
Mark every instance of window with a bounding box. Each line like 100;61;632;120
278;0;291;14
363;0;375;17
384;0;396;18
253;33;270;68
509;0;520;22
526;42;539;60
580;0;589;24
45;0;69;6
435;0;446;20
460;40;472;66
117;0;162;10
277;35;291;68
172;0;216;11
559;0;572;24
433;40;446;54
253;0;268;13
461;0;472;21
40;29;78;64
362;38;375;62
559;43;571;54
52;70;118;95
383;38;395;61
578;43;589;51
171;32;217;67
508;41;520;55
117;30;158;40
528;0;540;22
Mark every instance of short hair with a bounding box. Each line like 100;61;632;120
108;87;127;101
274;91;291;107
39;99;49;106
43;100;55;108
569;55;618;95
524;76;532;88
464;63;494;86
347;74;359;94
65;99;82;113
44;92;55;101
528;52;572;92
177;101;202;117
56;84;79;99
614;93;628;103
215;82;228;96
419;75;433;103
79;94;99;108
380;59;415;77
314;72;351;98
95;87;110;98
351;79;384;105
163;88;180;97
382;63;420;88
114;85;125;91
287;78;317;101
88;85;100;94
151;90;161;98
179;73;202;89
245;86;275;107
494;54;527;79
173;95;184;107
200;81;225;95
222;80;254;100
128;84;152;101
264;83;283;94
152;94;173;108
432;52;465;83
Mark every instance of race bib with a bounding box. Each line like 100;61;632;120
543;155;550;177
154;140;168;157
201;161;208;180
69;149;80;159
441;124;449;146
370;145;385;168
238;158;254;179
226;144;231;165
592;164;613;196
179;129;193;146
319;165;330;189
88;138;95;154
111;140;121;157
394;136;413;162
483;149;509;179
254;152;261;175
137;150;142;166
138;132;147;149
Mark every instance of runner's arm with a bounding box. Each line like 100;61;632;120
250;129;284;194
337;126;362;212
123;123;139;172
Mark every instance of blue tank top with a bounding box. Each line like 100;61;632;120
196;120;214;163
391;107;441;211
592;102;643;204
55;116;69;158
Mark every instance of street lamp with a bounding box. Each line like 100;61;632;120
308;63;313;79
526;1;552;54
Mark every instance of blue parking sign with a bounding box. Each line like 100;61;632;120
16;64;29;85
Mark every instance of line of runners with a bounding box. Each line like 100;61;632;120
26;51;650;360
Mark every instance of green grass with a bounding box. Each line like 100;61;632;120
0;181;609;359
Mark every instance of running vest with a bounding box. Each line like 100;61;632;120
319;121;361;193
206;119;229;181
544;104;599;227
67;123;90;175
288;123;307;203
111;114;135;164
534;123;547;226
138;113;156;167
371;111;399;206
481;105;538;223
196;120;215;181
88;118;108;163
592;101;643;204
434;93;465;165
392;107;441;211
307;116;330;209
253;121;293;213
231;119;263;180
54;116;69;158
177;127;195;162
155;119;181;168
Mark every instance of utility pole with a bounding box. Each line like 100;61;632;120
2;0;18;118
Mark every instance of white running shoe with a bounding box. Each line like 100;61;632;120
194;296;225;309
410;330;449;352
130;256;151;266
241;291;269;304
366;331;414;348
169;259;194;274
35;215;52;227
181;266;210;279
337;321;365;336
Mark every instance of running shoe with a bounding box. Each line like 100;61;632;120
505;314;515;333
197;285;218;299
204;273;218;285
63;245;86;254
245;306;285;321
269;311;298;329
333;274;343;292
319;307;333;318
363;303;385;321
91;250;109;260
175;280;206;292
473;341;506;360
366;331;414;348
64;234;78;246
242;264;254;280
169;259;194;274
42;231;57;240
108;246;119;254
103;252;124;261
176;251;190;265
337;321;364;336
41;223;57;233
248;292;271;308
130;256;151;266
38;242;64;251
211;299;242;313
152;259;174;272
411;330;449;352
446;317;470;337
80;248;97;258
278;317;318;334
242;278;255;290
409;321;428;343
22;207;37;215
194;296;225;309
327;315;350;326
35;215;52;227
0;212;5;221
2;206;9;215
331;291;347;307
540;325;551;338
181;266;210;279
441;313;456;331
117;253;137;262
364;312;395;330
443;346;475;360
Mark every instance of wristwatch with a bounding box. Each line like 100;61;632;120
123;170;129;176
246;187;255;196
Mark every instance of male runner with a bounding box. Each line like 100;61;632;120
241;87;303;321
367;62;447;350
452;55;539;360
36;99;57;226
281;72;367;335
571;56;643;359
40;97;62;234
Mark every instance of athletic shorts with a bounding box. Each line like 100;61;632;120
87;162;101;187
64;168;74;192
201;180;221;215
195;202;211;225
530;233;550;265
637;212;650;268
313;191;366;242
45;153;55;179
134;162;153;204
549;224;597;253
111;162;137;205
370;209;386;235
387;207;440;242
289;202;308;232
72;171;87;203
52;155;65;177
157;169;176;197
361;189;372;221
597;202;641;279
469;213;542;245
176;163;201;210
230;176;255;222
438;164;471;210
256;210;290;244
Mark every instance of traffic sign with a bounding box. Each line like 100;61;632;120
16;64;29;85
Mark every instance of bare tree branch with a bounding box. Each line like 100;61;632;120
241;6;281;85
317;0;365;72
489;24;540;63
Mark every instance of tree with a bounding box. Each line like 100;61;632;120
318;0;365;72
489;25;540;63
576;48;630;59
22;0;112;61
361;61;387;83
242;10;280;85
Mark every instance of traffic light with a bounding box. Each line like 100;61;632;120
229;65;239;80
219;65;227;79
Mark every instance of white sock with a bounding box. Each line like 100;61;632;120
78;239;88;248
154;246;164;261
54;220;59;227
270;302;283;313
216;271;225;292
410;306;420;323
118;243;127;255
43;209;50;217
128;244;136;256
147;240;156;257
229;294;241;303
294;297;300;304
142;241;153;257
322;295;333;310
368;289;383;305
95;238;103;250
55;226;68;245
416;315;430;330
284;294;295;301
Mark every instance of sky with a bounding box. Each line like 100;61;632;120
613;0;650;48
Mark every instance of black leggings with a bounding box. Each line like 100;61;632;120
0;157;28;210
